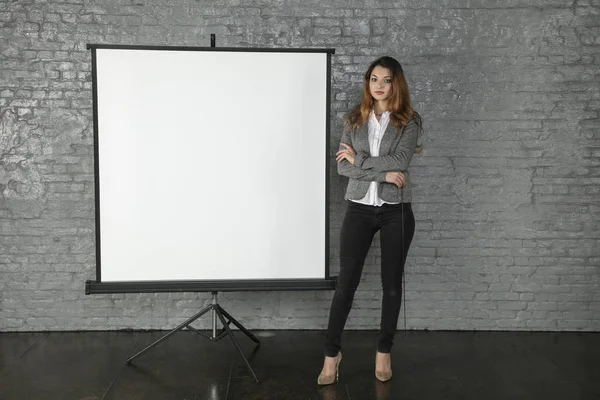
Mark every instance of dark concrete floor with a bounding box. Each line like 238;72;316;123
0;328;598;400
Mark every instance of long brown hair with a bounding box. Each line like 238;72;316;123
344;56;422;136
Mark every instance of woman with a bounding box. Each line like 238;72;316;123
318;56;422;385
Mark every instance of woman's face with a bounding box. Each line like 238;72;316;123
369;65;393;102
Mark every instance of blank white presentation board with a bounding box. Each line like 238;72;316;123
86;44;335;294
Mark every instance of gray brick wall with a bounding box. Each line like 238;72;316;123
1;0;599;332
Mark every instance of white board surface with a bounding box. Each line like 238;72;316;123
95;48;328;282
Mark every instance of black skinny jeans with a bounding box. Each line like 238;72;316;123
324;200;415;357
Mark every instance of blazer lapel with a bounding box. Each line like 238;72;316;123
378;121;397;155
355;122;370;153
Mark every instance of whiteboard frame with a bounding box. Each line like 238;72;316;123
85;44;335;294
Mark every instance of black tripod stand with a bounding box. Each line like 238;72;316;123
126;291;261;382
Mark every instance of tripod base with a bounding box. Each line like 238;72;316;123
127;292;261;382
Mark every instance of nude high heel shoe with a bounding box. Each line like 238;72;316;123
317;352;342;385
375;352;392;382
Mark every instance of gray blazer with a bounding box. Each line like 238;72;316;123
337;118;419;203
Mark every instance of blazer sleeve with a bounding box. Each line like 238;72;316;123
353;119;419;172
337;127;387;182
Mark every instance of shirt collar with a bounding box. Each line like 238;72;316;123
370;109;390;122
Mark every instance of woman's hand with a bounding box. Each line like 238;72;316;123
385;172;406;188
336;143;356;165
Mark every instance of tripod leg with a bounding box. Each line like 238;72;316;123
127;303;214;363
218;307;261;345
215;307;259;383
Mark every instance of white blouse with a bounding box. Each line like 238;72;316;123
350;110;400;206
